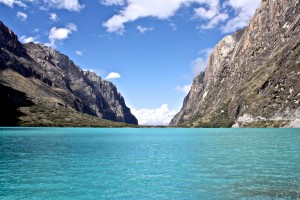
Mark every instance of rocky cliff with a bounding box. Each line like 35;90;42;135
170;0;300;127
0;21;138;126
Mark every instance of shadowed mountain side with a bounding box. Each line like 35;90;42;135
0;21;138;126
0;83;34;126
0;70;137;127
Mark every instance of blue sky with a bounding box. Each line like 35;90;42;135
0;0;260;125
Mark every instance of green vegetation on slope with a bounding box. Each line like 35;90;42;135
18;103;137;127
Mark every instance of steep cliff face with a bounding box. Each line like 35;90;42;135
0;21;138;126
0;22;24;55
171;0;300;127
23;43;138;124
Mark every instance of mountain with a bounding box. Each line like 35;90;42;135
0;20;138;127
170;0;300;128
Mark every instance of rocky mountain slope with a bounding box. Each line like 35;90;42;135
170;0;300;127
0;20;138;126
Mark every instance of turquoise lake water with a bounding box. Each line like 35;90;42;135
0;128;299;199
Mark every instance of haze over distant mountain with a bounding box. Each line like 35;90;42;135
170;0;300;128
0;21;138;126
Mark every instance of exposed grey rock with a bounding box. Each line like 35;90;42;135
0;21;138;125
0;21;25;55
171;0;300;127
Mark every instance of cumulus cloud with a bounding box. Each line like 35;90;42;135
130;104;178;126
102;0;221;34
17;11;27;21
45;0;84;11
0;0;26;7
103;0;187;34
20;35;38;43
75;50;83;56
221;0;260;33
193;0;228;29
106;72;121;80
176;84;191;94
103;0;260;34
195;7;217;19
1;0;84;11
47;23;77;47
137;25;154;34
50;13;58;21
191;48;213;76
101;0;124;6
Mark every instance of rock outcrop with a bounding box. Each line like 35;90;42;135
0;21;138;126
170;0;300;127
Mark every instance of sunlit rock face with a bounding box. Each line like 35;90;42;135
0;21;138;125
170;0;300;127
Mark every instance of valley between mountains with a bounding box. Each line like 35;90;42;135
0;0;299;127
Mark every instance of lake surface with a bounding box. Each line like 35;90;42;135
0;128;299;199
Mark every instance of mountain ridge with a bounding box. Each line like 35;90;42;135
0;20;138;126
170;0;300;127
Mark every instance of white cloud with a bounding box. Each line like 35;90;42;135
103;0;225;34
195;7;216;19
137;25;154;34
221;0;260;33
169;23;177;31
0;0;26;7
103;0;260;34
192;57;206;75
194;0;219;19
1;0;84;11
66;23;77;31
176;84;191;94
101;0;124;6
103;0;187;34
75;50;83;56
49;27;70;41
225;0;260;14
17;11;27;21
191;48;213;76
45;0;84;11
47;23;77;47
193;0;230;30
198;13;228;29
20;35;38;43
106;72;121;80
50;13;58;21
130;104;178;126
